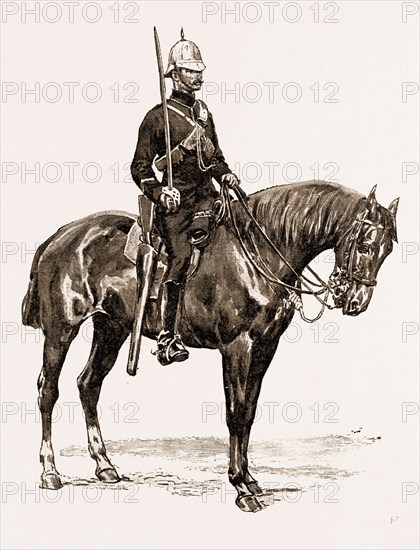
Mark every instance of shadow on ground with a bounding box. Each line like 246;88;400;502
60;434;381;501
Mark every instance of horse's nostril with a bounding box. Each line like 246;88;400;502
350;300;359;311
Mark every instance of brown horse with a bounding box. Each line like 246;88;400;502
22;181;398;512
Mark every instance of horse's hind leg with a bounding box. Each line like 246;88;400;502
39;327;78;490
77;314;129;483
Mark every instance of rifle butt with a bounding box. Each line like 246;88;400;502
126;245;156;376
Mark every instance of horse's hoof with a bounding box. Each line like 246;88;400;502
235;493;266;513
247;481;263;495
40;472;62;490
96;467;120;483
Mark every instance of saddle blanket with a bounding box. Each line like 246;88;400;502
123;222;142;265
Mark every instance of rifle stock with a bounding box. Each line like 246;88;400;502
126;195;156;376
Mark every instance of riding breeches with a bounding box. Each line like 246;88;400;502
155;194;217;284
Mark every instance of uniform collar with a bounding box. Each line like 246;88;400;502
170;89;196;108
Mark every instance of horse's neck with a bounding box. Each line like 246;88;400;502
247;185;361;273
239;218;332;280
280;232;337;274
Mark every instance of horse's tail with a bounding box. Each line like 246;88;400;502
21;232;57;329
22;271;40;328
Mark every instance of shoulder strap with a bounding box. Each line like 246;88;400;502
167;104;195;126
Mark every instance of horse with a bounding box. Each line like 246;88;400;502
22;180;398;512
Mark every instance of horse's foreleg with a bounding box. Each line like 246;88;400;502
77;315;129;483
222;333;278;512
38;327;77;489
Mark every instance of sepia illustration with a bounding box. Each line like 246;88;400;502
22;28;399;512
2;2;418;548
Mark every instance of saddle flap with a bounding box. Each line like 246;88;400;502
123;222;203;299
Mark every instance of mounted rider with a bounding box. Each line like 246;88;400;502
131;29;240;366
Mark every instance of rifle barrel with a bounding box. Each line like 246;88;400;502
154;27;173;190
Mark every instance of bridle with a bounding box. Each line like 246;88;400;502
335;211;385;288
223;185;387;323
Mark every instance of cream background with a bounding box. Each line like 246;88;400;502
1;1;419;548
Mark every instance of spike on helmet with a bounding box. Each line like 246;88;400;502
164;28;206;77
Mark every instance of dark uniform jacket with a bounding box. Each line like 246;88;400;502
131;89;232;207
131;89;233;283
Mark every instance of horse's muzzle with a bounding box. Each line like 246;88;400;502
342;282;374;316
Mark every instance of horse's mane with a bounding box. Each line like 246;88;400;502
243;180;365;248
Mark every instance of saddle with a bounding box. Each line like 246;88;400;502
123;198;225;299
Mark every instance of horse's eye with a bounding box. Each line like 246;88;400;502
358;244;370;254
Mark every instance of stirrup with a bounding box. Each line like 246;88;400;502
153;333;189;366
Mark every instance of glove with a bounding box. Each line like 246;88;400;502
159;186;181;213
221;173;240;189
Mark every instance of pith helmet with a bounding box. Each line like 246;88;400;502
164;28;206;77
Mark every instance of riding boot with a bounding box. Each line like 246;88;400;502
156;281;189;366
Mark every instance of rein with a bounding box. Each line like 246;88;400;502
221;185;333;322
222;185;380;323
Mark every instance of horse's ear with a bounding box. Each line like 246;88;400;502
367;185;377;200
388;197;399;242
366;185;378;216
388;197;399;218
